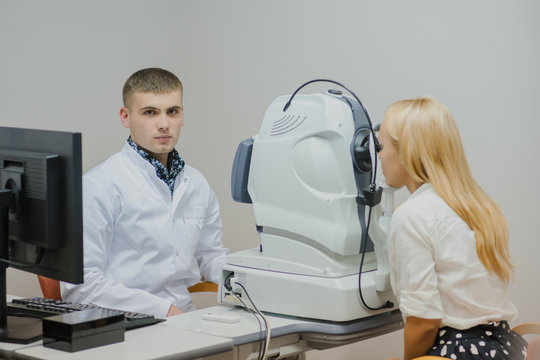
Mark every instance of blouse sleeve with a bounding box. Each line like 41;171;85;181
388;206;444;320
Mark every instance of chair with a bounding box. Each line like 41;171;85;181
413;323;540;360
513;322;540;360
37;275;63;300
37;275;218;301
186;281;218;293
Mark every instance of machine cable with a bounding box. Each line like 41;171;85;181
357;205;394;310
237;283;271;360
283;79;393;311
283;79;380;185
224;272;271;360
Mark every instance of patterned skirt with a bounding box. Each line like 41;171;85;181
426;321;528;360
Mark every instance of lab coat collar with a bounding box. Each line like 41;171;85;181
122;143;190;205
172;173;191;209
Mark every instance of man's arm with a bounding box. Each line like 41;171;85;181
167;304;183;316
61;176;172;318
194;188;228;284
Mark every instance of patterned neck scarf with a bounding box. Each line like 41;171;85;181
127;136;185;197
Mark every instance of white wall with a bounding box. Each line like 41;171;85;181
1;1;539;359
180;2;540;358
1;0;183;295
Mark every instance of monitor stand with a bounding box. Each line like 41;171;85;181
0;190;42;344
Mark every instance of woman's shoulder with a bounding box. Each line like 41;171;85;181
392;184;452;227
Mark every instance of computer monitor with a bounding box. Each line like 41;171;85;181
0;126;83;343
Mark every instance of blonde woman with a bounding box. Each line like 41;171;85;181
379;96;526;360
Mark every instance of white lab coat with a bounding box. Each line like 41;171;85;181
61;143;228;318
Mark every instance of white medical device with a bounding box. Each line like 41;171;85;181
220;85;398;322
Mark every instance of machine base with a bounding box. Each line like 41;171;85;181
219;261;397;323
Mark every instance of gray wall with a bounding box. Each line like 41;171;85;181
1;1;539;358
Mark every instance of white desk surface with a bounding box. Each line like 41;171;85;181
4;297;402;360
13;323;233;360
165;304;305;344
165;304;403;347
1;296;42;358
0;340;42;360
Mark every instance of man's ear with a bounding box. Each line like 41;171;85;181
120;107;130;129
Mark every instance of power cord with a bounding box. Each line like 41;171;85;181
282;78;381;185
357;205;394;311
236;283;271;360
224;273;271;360
283;79;393;311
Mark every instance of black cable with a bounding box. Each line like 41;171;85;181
233;292;265;360
223;272;234;291
357;205;394;311
237;283;270;360
225;274;266;360
284;79;393;313
232;289;266;360
283;78;393;311
282;78;380;185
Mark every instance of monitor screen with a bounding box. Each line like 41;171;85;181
0;126;83;284
0;126;83;343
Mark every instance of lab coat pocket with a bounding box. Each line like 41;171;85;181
180;217;204;255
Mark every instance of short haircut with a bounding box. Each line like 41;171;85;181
122;68;183;109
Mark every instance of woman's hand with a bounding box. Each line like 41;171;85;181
403;316;441;360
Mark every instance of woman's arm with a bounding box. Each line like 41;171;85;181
403;316;441;360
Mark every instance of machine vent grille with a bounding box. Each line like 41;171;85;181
0;154;50;200
270;115;307;136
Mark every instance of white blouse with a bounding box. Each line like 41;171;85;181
388;183;518;330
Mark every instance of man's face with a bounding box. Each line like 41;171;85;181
120;90;184;166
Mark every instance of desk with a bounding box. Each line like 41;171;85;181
167;305;402;359
0;295;42;360
3;304;402;360
13;324;233;360
0;340;42;360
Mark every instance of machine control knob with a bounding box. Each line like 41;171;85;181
327;89;343;97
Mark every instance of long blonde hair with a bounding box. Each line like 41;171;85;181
383;96;513;283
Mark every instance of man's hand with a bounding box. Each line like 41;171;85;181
167;304;183;317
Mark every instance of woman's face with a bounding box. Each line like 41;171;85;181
378;122;411;189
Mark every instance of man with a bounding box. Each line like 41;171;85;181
61;68;228;318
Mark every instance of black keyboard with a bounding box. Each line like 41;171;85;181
7;297;165;330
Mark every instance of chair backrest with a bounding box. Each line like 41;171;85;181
37;275;62;300
187;281;218;293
